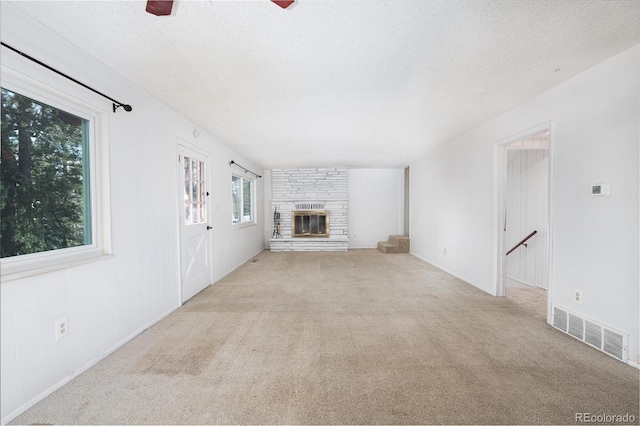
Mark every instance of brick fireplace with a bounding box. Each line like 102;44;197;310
270;168;349;251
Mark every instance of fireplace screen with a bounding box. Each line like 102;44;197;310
292;210;329;237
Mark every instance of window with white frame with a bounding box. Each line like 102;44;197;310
231;174;254;225
0;73;108;278
183;155;207;225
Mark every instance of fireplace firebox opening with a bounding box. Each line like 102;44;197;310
292;210;329;237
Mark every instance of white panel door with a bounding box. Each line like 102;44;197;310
179;145;212;303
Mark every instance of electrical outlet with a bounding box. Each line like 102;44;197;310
573;289;583;305
55;317;69;341
444;248;447;255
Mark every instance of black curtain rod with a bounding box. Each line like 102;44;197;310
229;160;262;178
1;42;133;113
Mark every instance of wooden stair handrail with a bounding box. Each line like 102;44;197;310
506;230;537;256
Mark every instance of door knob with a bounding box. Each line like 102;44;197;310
207;226;212;230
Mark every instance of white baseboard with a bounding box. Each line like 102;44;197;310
213;248;264;285
410;251;492;295
506;275;536;287
2;303;180;425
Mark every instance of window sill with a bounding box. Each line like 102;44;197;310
1;249;113;283
232;221;257;230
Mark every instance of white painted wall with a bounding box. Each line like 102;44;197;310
348;169;404;248
411;44;639;364
0;4;264;423
506;149;549;288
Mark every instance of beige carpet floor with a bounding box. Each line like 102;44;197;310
11;250;640;425
505;286;548;319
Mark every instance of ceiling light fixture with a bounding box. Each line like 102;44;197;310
146;0;174;16
146;0;292;15
271;0;295;9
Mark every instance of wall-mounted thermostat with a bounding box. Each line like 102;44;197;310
591;182;610;197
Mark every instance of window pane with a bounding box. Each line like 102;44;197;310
184;156;190;181
196;160;205;223
185;201;191;225
242;178;252;221
183;157;206;225
191;181;198;204
231;175;240;223
191;203;199;223
191;158;197;181
1;87;91;258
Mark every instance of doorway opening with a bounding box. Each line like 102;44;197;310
495;124;553;324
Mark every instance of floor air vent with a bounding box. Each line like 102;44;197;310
584;320;603;349
603;329;625;361
553;307;568;331
551;305;628;363
568;314;584;340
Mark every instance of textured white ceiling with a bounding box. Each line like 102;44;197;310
8;0;640;169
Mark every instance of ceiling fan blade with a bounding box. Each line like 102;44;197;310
271;0;295;9
146;0;174;16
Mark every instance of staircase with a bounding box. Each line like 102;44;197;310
377;235;410;254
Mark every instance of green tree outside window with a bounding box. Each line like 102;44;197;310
1;87;91;258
